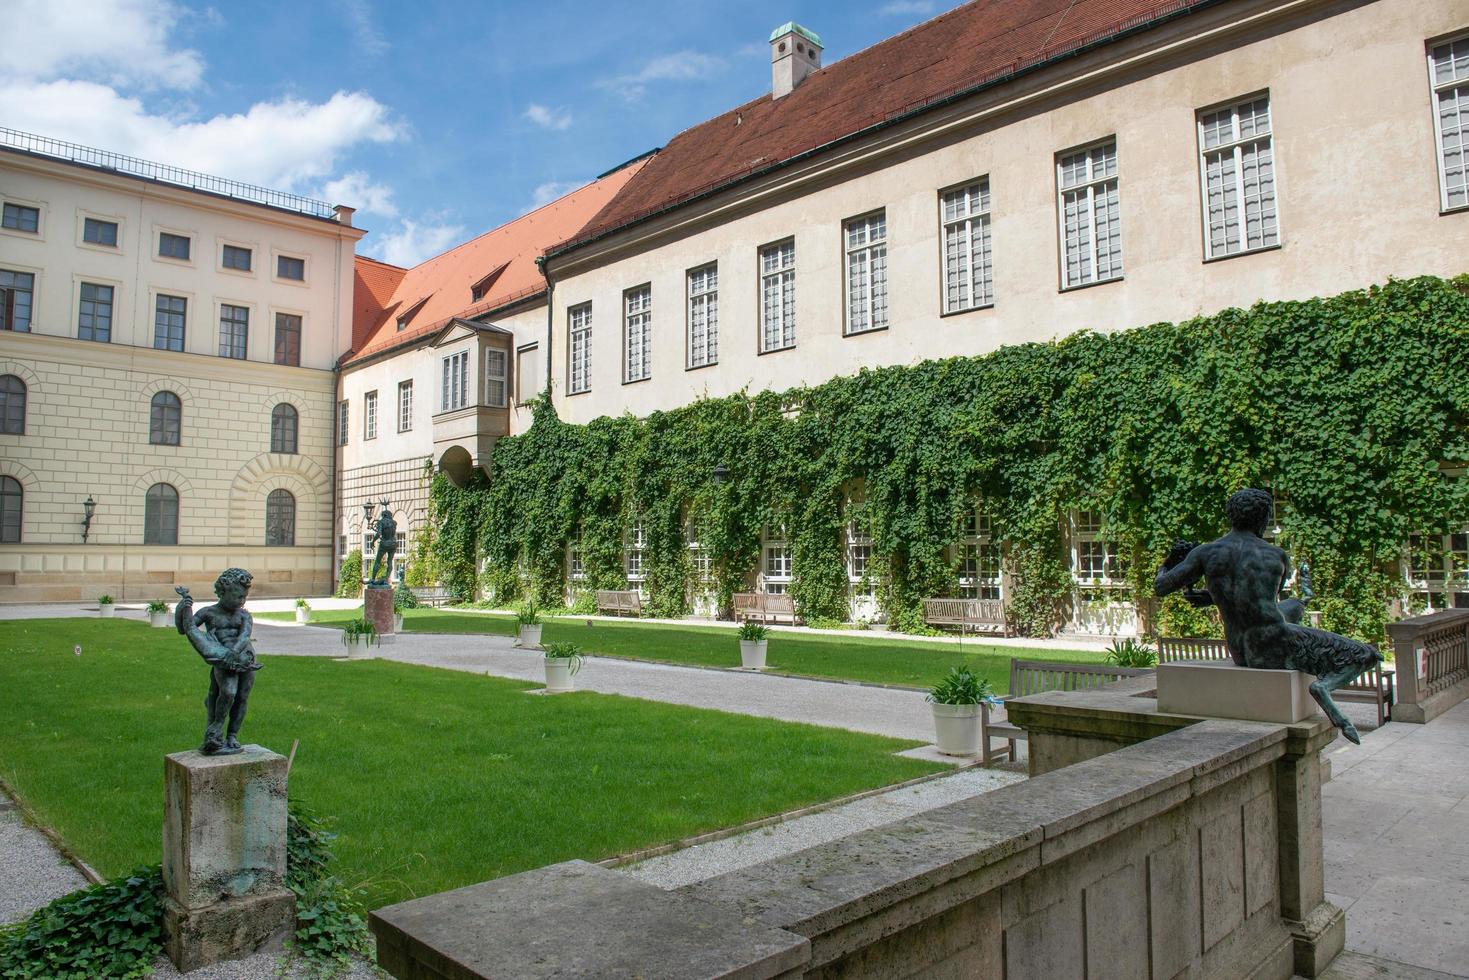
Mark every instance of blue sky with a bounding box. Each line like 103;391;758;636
0;0;957;265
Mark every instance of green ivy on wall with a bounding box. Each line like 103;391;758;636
427;276;1469;641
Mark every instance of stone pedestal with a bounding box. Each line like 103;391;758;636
363;583;395;636
162;746;294;973
1157;661;1324;724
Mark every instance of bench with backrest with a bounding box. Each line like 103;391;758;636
922;597;1011;637
731;592;799;625
409;586;456;608
981;659;1155;766
1155;635;1396;727
595;590;643;617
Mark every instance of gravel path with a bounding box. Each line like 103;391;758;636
0;804;87;926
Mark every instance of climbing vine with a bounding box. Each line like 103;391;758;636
424;276;1469;641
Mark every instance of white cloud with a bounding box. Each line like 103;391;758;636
332;0;389;57
597;51;726;102
3;0;205;90
523;103;573;131
880;0;936;14
318;171;398;218
366;218;467;268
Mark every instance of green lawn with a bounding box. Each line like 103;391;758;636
262;607;1108;691
0;620;942;910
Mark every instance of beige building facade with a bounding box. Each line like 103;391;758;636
0;135;363;601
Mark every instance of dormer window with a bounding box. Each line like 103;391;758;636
469;264;508;305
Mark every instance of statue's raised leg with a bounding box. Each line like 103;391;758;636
1307;666;1362;745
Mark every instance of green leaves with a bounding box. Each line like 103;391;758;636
0;865;163;979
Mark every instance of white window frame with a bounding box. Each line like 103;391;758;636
762;526;792;595
363;390;378;440
568;537;586;584
940;179;993;313
516;343;540;405
1070;510;1120;588
1430;32;1469;212
1056;138;1122;289
847;519;875;598
1404;528;1469;612
625;519;647;589
956;506;1002;601
441;350;469;412
337;400;349;446
485;348;508;407
760;239;796;352
685;514;713;585
843;211;888;335
623;285;652;383
686;264;718;369
568;303;592;394
1197;93;1279;259
397;380;413;432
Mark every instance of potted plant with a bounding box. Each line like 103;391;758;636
295;597;311;624
146;598;170;628
392;583;419;632
737;621;769;669
927;666;996;757
1103;637;1158;668
542;641;582;692
97;594;115;618
341;618;379;660
516;601;543;649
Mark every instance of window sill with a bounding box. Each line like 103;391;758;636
1059;275;1123;294
1441;204;1469;217
78;241;122;256
272;276;309;288
622;376;651;387
566;388;590;398
153;255;193;267
940;302;995;319
1203;242;1282;264
685;360;718;373
758;343;796;357
842;325;889;338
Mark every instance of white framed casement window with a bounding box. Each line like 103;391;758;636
516;344;541;405
568;302;592;394
762;526;792;595
1429;32;1469;211
625;519;646;590
686;264;718;369
685;514;713;584
957;506;1002;600
1056;139;1121;288
940;179;993;313
1404;529;1468;612
1197;94;1278;259
844;211;888;335
847;519;875;598
397;380;413;432
337;400;349;446
364;390;378;440
441;350;469;411
568;539;586;584
485;348;507;407
759;239;796;352
1070;510;1120;586
623;285;652;383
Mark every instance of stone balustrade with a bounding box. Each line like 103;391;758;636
1387;607;1469;724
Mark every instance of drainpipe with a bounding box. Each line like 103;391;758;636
536;255;554;405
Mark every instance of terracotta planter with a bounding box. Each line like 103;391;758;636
739;639;768;669
518;624;543;648
149;610;169;628
98;603;114;619
543;657;575;692
930;702;982;757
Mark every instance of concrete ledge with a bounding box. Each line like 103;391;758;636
1392;674;1469;724
1158;662;1324;724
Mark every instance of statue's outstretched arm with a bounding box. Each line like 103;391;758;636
1155;545;1205;598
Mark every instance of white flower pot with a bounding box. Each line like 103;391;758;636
931;703;982;757
295;608;310;624
739;639;768;669
543;657;575;692
149;610;169;628
345;636;374;661
518;624;543;648
394;613;405;632
98;603;114;618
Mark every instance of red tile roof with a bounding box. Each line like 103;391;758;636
344;156;651;365
351;255;407;352
553;0;1219;253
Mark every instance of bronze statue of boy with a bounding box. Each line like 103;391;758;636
175;568;262;755
1155;488;1382;744
368;508;397;585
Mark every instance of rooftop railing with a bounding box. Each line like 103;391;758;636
0;128;337;220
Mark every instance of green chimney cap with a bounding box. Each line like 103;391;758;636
769;22;823;47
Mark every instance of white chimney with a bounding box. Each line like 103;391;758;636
333;204;356;227
770;22;822;100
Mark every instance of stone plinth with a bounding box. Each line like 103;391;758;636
163;746;294;973
363;584;395;636
1158;662;1324;724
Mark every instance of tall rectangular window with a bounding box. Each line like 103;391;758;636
957;507;1002;600
687;264;718;368
1057;139;1121;288
623;285;651;382
2;203;38;233
625;520;647;586
83;217;118;247
154;294;186;351
364;390;378;440
77;282;114;342
763;527;792;595
1198;95;1277;258
219;304;249;359
397;380;413;432
1431;33;1469;211
441;351;468;411
273;313;301;366
516;345;541;405
485;348;507;407
568;303;592;394
0;270;34;332
844;212;888;335
158;232;190;260
760;240;796;352
222;244;252;271
941;180;993;313
337;400;349;446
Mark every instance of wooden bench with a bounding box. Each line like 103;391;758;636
922;597;1011;637
1156;635;1396;727
981;659;1155;766
595;590;643;617
409;587;456;608
731;592;799;625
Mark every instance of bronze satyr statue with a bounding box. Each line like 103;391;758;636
368;508;397;585
175;568;262;755
1154;489;1382;744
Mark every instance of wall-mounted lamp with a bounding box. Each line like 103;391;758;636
81;495;96;543
712;464;730;486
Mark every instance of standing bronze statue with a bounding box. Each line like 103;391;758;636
368;507;397;585
1154;489;1382;744
175;568;262;755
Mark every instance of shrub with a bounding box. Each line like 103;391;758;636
1104;637;1158;668
145;599;169;614
335;550;362;598
97;594;114;605
927;666;995;705
737;621;768;642
0;865;163;979
392;583;419;613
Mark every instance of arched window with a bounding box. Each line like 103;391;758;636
144;483;179;544
265;489;295;546
270;403;298;454
150;391;181;446
0;476;21;542
0;375;24;435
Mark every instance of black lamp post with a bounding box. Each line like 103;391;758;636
81;495;96;543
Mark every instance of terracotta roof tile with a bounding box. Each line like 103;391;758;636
351;255;406;351
554;0;1218;252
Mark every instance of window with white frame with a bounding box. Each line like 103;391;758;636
847;518;875;598
364;390;378;440
1071;510;1121;585
624;286;652;382
941;179;993;313
568;303;592;394
686;514;712;584
1430;33;1469;211
1198;95;1277;258
397;380;413;432
485;348;507;407
763;526;792;594
687;264;718;368
844;212;888;335
760;239;796;352
957;507;1002;600
625;519;646;587
1405;529;1468;611
1057;139;1121;288
337;400;349;446
441;351;468;411
568;537;586;584
516;345;541;405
